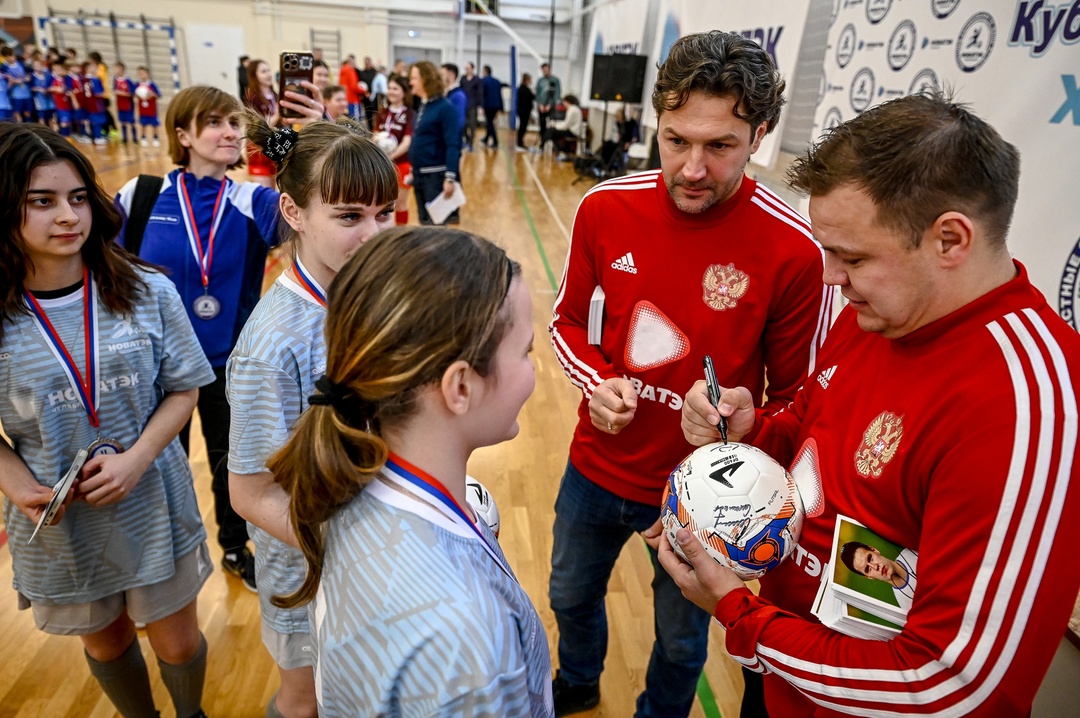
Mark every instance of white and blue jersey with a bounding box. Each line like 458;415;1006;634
31;71;54;112
0;269;215;605
1;60;30;100
311;476;554;718
116;169;281;367
227;271;326;646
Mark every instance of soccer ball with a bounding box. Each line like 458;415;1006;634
465;476;500;538
372;130;398;154
134;85;151;100
660;442;805;580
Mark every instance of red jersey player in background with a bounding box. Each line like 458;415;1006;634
113;62;137;144
670;92;1080;717
374;74;414;226
135;65;161;147
547;31;830;718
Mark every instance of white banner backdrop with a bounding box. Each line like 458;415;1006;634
582;0;651;105
650;0;813;169
813;0;1080;327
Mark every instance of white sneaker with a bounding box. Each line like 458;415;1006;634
152;139;160;147
94;138;107;146
76;136;92;144
140;138;149;147
515;145;528;153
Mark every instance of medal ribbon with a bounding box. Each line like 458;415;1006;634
383;453;516;583
23;267;100;428
177;174;228;291
292;257;327;307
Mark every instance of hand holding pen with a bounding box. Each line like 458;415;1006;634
703;356;728;444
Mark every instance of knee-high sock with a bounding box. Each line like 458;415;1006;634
84;638;159;718
157;633;207;718
265;692;286;718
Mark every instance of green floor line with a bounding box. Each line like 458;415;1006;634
501;146;559;292
505;143;723;718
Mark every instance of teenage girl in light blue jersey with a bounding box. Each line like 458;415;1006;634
269;227;554;717
226;115;397;718
0;124;215;718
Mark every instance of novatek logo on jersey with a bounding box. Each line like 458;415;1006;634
611;252;638;274
866;0;892;24
932;0;962;19
837;24;857;68
850;67;876;112
1059;235;1080;330
888;20;917;71
956;12;997;72
1010;1;1080;58
909;68;941;95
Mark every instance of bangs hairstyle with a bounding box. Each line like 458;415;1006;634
0;124;152;343
244;113;398;241
268;226;522;607
166;85;245;169
652;30;786;136
412;61;444;99
787;91;1020;248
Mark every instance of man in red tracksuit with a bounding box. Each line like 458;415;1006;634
548;31;831;718
669;93;1080;717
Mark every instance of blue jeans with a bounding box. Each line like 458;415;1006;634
549;461;711;718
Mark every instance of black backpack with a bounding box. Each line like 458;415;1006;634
123;174;165;255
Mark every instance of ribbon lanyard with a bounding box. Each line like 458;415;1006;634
383;454;516;584
23;267;100;428
292;257;327;307
176;174;228;292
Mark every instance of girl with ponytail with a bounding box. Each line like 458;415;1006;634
226;114;397;718
268;227;553;717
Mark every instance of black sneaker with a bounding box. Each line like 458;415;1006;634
552;671;600;716
222;546;257;592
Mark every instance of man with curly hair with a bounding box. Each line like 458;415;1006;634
548;30;831;717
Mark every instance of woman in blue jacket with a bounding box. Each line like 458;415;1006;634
406;61;461;225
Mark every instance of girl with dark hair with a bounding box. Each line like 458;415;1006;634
266;226;553;716
226;115;398;718
0;123;215;718
406;61;461;225
245;59;280;187
115;84;324;595
373;74;414;225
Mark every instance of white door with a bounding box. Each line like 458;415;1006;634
186;24;245;95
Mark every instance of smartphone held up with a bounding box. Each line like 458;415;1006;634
279;52;314;119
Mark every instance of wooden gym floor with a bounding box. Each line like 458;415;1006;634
0;129;749;718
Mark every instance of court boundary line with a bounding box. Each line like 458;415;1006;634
519;153;572;245
502;147;559;291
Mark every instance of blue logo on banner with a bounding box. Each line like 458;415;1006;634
866;0;893;24
740;27;784;64
1010;1;1080;58
1051;74;1080;124
850;67;876;112
932;0;962;19
956;12;997;72
889;20;918;70
660;13;680;63
1059;236;1080;330
909;68;941;95
837;24;858;68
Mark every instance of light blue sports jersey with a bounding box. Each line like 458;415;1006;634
311;479;554;718
0;269;215;604
227;273;326;636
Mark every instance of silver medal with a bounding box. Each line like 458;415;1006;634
193;294;221;320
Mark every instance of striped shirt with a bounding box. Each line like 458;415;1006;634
0;269;214;604
312;478;554;717
227;272;326;635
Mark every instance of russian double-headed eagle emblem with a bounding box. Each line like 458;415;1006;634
702;263;749;311
855;411;904;478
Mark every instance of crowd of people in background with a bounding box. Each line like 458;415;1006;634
0;42;162;147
